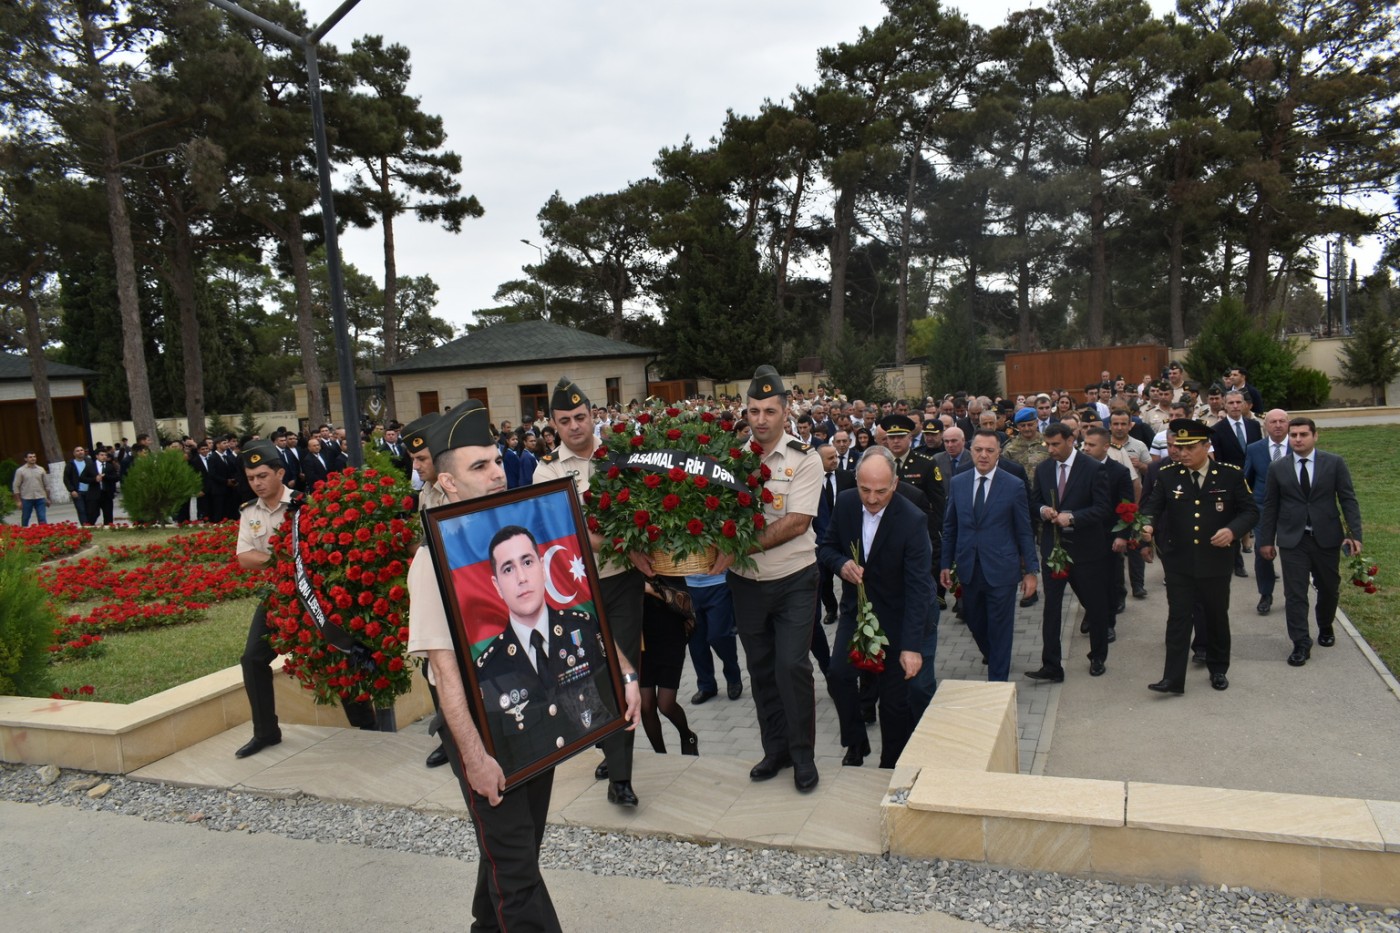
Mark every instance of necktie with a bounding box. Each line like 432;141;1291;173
530;629;553;679
974;475;987;523
1299;458;1310;497
1057;462;1068;502
1235;420;1246;449
1271;443;1282;461
1193;470;1202;490
827;472;835;503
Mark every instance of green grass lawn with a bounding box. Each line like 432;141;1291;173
1318;425;1399;676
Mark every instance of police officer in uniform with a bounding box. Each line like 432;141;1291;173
232;441;376;759
400;412;449;768
712;365;823;792
1139;420;1258;694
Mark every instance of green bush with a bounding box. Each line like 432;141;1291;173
1184;297;1299;408
0;545;57;697
0;458;16;520
1284;367;1332;411
120;447;203;524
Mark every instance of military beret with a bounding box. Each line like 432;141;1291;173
746;364;785;400
878;414;915;436
1168;418;1210;446
1182;379;1202;393
1014;407;1037;424
550;376;588;413
400;412;441;454
239;440;282;471
426;400;495;454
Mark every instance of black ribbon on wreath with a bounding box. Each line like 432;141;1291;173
286;494;377;673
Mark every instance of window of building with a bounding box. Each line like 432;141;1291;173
519;384;548;424
606;377;621;407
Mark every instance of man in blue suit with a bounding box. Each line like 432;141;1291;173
819;446;932;767
1242;409;1291;615
940;429;1039;681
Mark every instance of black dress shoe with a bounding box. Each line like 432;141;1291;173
1211;672;1229;691
1148;680;1184;695
727;681;743;700
1317;628;1336;648
1114;600;1126;614
1234;567;1248;578
594;761;610;781
1024;667;1065;683
861;706;877;723
607;780;639;807
822;612;836;627
1106;627;1117;644
234;734;281;759
793;762;819;792
1019;592;1039;608
680;731;699;756
749;754;793;781
425;745;449;768
1079;619;1090;634
1288;643;1311;667
842;740;870;767
1090;659;1106;677
690;688;717;705
1192;651;1208;664
1132;587;1148;599
1256;595;1272;615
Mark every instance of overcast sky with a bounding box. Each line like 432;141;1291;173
292;0;1394;337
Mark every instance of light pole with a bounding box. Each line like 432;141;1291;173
520;238;550;319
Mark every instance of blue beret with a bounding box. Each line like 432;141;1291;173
1013;407;1037;424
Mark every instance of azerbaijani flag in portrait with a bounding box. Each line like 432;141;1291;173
434;486;595;659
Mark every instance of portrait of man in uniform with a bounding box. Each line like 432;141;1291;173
423;481;627;788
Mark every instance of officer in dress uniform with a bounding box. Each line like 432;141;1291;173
1139;420;1258;694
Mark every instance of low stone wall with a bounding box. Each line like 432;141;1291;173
884;680;1400;907
0;659;433;775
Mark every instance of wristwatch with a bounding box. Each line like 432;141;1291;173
622;672;639;685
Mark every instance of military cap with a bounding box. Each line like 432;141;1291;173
1182;379;1202;394
923;419;943;435
1167;418;1210;446
878;414;915;436
996;399;1014;413
426;400;495;454
746;364;785;400
1153;380;1172;392
400;412;441;454
550;376;588;413
1013;407;1037;424
239;440;282;471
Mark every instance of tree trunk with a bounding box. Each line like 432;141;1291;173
378;154;398;425
169;212;206;441
1087;133;1107;346
828;186;856;347
1167;212;1186;349
286;210;327;429
1242;198;1272;322
774;159;806;320
20;280;63;463
895;118;932;368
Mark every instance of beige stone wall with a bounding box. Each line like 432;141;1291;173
387;358;651;426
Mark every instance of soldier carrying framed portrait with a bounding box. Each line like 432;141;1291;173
421;478;628;790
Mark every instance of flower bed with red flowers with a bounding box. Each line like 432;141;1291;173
583;403;766;571
0;522;92;561
264;466;419;710
38;524;268;661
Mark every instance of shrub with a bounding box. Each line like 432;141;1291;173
1184;297;1299;407
120;447;203;524
0;458;16;520
1284;367;1331;411
0;545;57;697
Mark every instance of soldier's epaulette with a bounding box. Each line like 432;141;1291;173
563;608;590;623
540;451;557;463
476;635;503;668
240;498;257;510
786;439;812;453
1218;462;1242;470
933;465;943;481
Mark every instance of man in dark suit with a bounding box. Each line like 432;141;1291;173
811;444;853;663
1081;427;1136;640
1140;420;1258;693
1211;390;1263;578
819;446;933;767
89;449;118;525
276;429;303;491
1026;424;1113;682
832;430;861;473
1243;409;1292;614
940;429;1039;682
1258;416;1364;667
62;446;97;525
302;437;333;490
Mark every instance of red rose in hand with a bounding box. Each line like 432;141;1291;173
666;428;682;441
686;518;705;535
721;519;737;538
668;467;686;482
643;473;662;488
630;435;645;448
662;494;681;511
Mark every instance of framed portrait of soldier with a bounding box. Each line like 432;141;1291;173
422;478;627;789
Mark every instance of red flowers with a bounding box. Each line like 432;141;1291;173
662;494;681;511
704;495;720;511
668;466;687;482
686;518;705;535
700;411;715;423
643;473;662;488
666;428;682;441
633;510;651;527
721;519;737;538
630;435;645;448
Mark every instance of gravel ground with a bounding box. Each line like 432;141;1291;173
3;761;1397;933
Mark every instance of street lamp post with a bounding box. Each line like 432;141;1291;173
520;238;550;319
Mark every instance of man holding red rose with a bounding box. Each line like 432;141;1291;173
534;376;652;808
711;365;823;793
